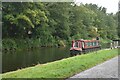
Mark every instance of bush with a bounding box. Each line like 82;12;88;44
2;39;17;50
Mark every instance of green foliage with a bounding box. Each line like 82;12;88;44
16;14;34;28
117;11;120;38
2;2;48;38
2;39;17;50
2;2;119;49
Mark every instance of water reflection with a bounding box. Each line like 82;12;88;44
2;47;70;73
2;43;111;73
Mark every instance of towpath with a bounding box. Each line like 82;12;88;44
67;56;119;79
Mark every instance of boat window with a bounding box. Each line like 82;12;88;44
88;42;91;46
94;42;96;46
73;41;78;47
92;42;94;46
82;42;84;48
93;42;95;46
96;42;99;45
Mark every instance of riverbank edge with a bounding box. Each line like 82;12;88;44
2;38;112;52
2;49;119;79
2;38;69;52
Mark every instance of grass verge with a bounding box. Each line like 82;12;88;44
2;49;119;79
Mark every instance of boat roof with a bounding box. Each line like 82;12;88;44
75;39;99;42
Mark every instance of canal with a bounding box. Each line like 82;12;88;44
2;47;70;73
2;42;111;73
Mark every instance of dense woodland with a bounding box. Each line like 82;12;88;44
2;2;119;50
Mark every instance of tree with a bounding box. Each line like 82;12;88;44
45;3;72;40
2;2;48;38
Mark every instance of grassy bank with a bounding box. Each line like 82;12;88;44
2;49;119;79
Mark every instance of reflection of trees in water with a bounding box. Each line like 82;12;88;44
2;47;70;73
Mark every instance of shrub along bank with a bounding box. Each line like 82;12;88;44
2;38;112;51
2;49;119;79
2;38;70;51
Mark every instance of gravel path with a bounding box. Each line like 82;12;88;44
67;56;119;79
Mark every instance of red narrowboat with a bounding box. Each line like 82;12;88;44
70;39;101;56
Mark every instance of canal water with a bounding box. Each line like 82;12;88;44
2;43;111;73
2;47;70;73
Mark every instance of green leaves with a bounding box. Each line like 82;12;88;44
16;14;34;28
2;2;119;44
2;2;49;38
